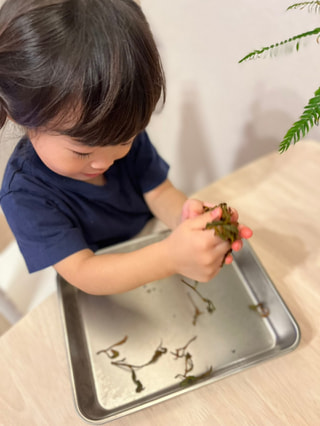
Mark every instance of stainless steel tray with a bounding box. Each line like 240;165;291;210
57;231;300;424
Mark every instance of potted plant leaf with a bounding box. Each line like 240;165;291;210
239;1;320;153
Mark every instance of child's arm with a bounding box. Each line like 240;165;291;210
54;209;229;294
54;210;228;294
143;179;189;229
54;180;252;295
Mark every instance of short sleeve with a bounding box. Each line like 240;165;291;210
1;191;88;273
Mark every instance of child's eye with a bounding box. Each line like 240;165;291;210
73;151;91;158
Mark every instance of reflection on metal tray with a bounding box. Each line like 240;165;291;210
57;230;300;424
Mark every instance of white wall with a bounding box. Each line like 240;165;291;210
1;0;319;195
142;0;320;194
0;123;22;187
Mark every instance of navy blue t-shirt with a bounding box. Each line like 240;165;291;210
0;131;169;272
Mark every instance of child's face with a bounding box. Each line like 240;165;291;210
29;130;134;184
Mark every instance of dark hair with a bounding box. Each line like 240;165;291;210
0;0;165;146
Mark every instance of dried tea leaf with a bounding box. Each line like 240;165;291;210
204;202;239;243
249;303;270;317
181;279;216;313
171;336;197;359
187;293;204;326
110;341;168;393
96;335;128;358
131;369;144;393
178;366;213;387
172;337;197;383
204;202;240;266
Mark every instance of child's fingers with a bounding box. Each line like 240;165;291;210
181;199;204;220
229;207;239;223
231;239;243;251
238;224;253;239
224;252;233;264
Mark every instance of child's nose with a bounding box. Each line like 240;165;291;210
90;158;114;170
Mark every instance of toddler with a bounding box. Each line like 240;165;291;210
0;0;252;294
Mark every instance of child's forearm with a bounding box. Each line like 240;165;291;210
54;239;174;295
54;208;235;295
144;179;188;229
54;180;191;294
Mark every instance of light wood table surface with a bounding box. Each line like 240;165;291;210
1;141;320;426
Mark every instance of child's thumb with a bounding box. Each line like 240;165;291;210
190;206;222;230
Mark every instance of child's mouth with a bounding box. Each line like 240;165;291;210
83;172;104;178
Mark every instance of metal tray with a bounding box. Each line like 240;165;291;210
57;231;300;424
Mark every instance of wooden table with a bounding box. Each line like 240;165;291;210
1;141;320;426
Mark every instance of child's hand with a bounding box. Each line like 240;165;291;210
181;199;252;241
181;198;206;220
165;208;232;282
177;199;253;273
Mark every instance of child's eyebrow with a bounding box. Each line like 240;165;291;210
66;139;93;149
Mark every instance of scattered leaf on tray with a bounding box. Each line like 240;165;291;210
97;339;168;393
171;336;211;387
96;335;128;359
171;336;197;360
187;294;204;325
249;303;270;317
181;279;215;314
178;366;213;387
97;336;214;393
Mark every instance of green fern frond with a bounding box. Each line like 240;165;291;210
238;27;320;63
279;87;320;153
287;2;320;12
239;3;320;152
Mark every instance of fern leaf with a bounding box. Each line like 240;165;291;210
278;87;320;153
239;28;320;63
287;2;320;13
